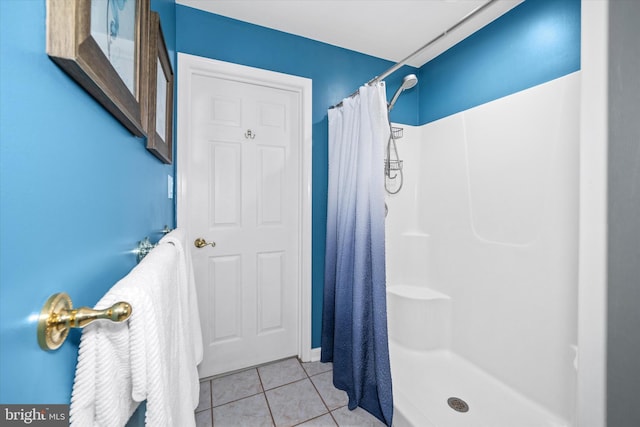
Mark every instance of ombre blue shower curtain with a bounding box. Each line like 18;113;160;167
321;83;393;426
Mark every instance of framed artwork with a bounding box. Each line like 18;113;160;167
144;12;174;164
46;0;150;137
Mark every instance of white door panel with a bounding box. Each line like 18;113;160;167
187;72;300;377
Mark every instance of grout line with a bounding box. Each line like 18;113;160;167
308;373;331;413
195;380;214;414
307;375;348;426
328;410;340;427
289;358;333;426
265;377;309;394
211;390;264;409
199;355;299;383
256;366;277;427
263;377;308;392
291;412;333;427
210;369;264;408
301;360;334;379
199;358;337;426
304;361;344;426
206;368;309;409
208;380;213;414
260;358;308;392
206;380;214;427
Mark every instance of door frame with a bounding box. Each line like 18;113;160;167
176;52;313;362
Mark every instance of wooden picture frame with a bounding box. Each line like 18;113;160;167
144;12;174;164
46;0;149;137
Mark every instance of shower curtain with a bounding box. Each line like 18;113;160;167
321;82;393;426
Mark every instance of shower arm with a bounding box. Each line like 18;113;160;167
331;0;497;108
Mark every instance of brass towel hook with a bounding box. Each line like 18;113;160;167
37;292;132;351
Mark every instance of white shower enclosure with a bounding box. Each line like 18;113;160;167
385;72;580;427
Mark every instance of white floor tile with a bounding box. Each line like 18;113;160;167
331;406;386;427
196;380;211;412
302;360;333;377
258;358;307;390
296;413;338;426
212;368;263;407
212;393;274;427
195;409;212;427
310;371;348;410
265;379;327;427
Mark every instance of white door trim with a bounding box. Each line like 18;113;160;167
177;52;314;362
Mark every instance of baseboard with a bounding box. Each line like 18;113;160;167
302;347;321;362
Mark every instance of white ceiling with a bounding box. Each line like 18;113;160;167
176;0;524;67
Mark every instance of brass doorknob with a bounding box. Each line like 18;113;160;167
194;238;216;249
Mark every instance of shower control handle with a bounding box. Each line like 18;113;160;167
194;238;216;249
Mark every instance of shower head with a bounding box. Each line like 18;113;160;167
388;74;418;111
401;74;419;90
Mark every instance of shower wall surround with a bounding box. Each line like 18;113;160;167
386;72;580;423
386;2;581;422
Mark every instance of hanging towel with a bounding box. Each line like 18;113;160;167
70;257;171;426
69;292;140;427
132;243;179;427
70;242;198;427
160;228;204;411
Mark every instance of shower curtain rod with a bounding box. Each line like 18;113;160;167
330;0;497;109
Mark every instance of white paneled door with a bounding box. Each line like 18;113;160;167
180;59;308;378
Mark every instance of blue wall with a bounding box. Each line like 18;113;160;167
419;0;580;124
176;5;419;349
0;0;176;404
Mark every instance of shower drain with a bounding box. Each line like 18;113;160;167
447;397;469;413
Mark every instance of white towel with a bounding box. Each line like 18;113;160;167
70;242;195;427
70;268;169;426
159;228;204;410
130;244;176;426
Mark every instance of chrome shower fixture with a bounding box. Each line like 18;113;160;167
388;74;418;111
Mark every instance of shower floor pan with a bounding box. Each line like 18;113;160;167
389;345;569;427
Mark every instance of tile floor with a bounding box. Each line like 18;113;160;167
195;357;386;427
